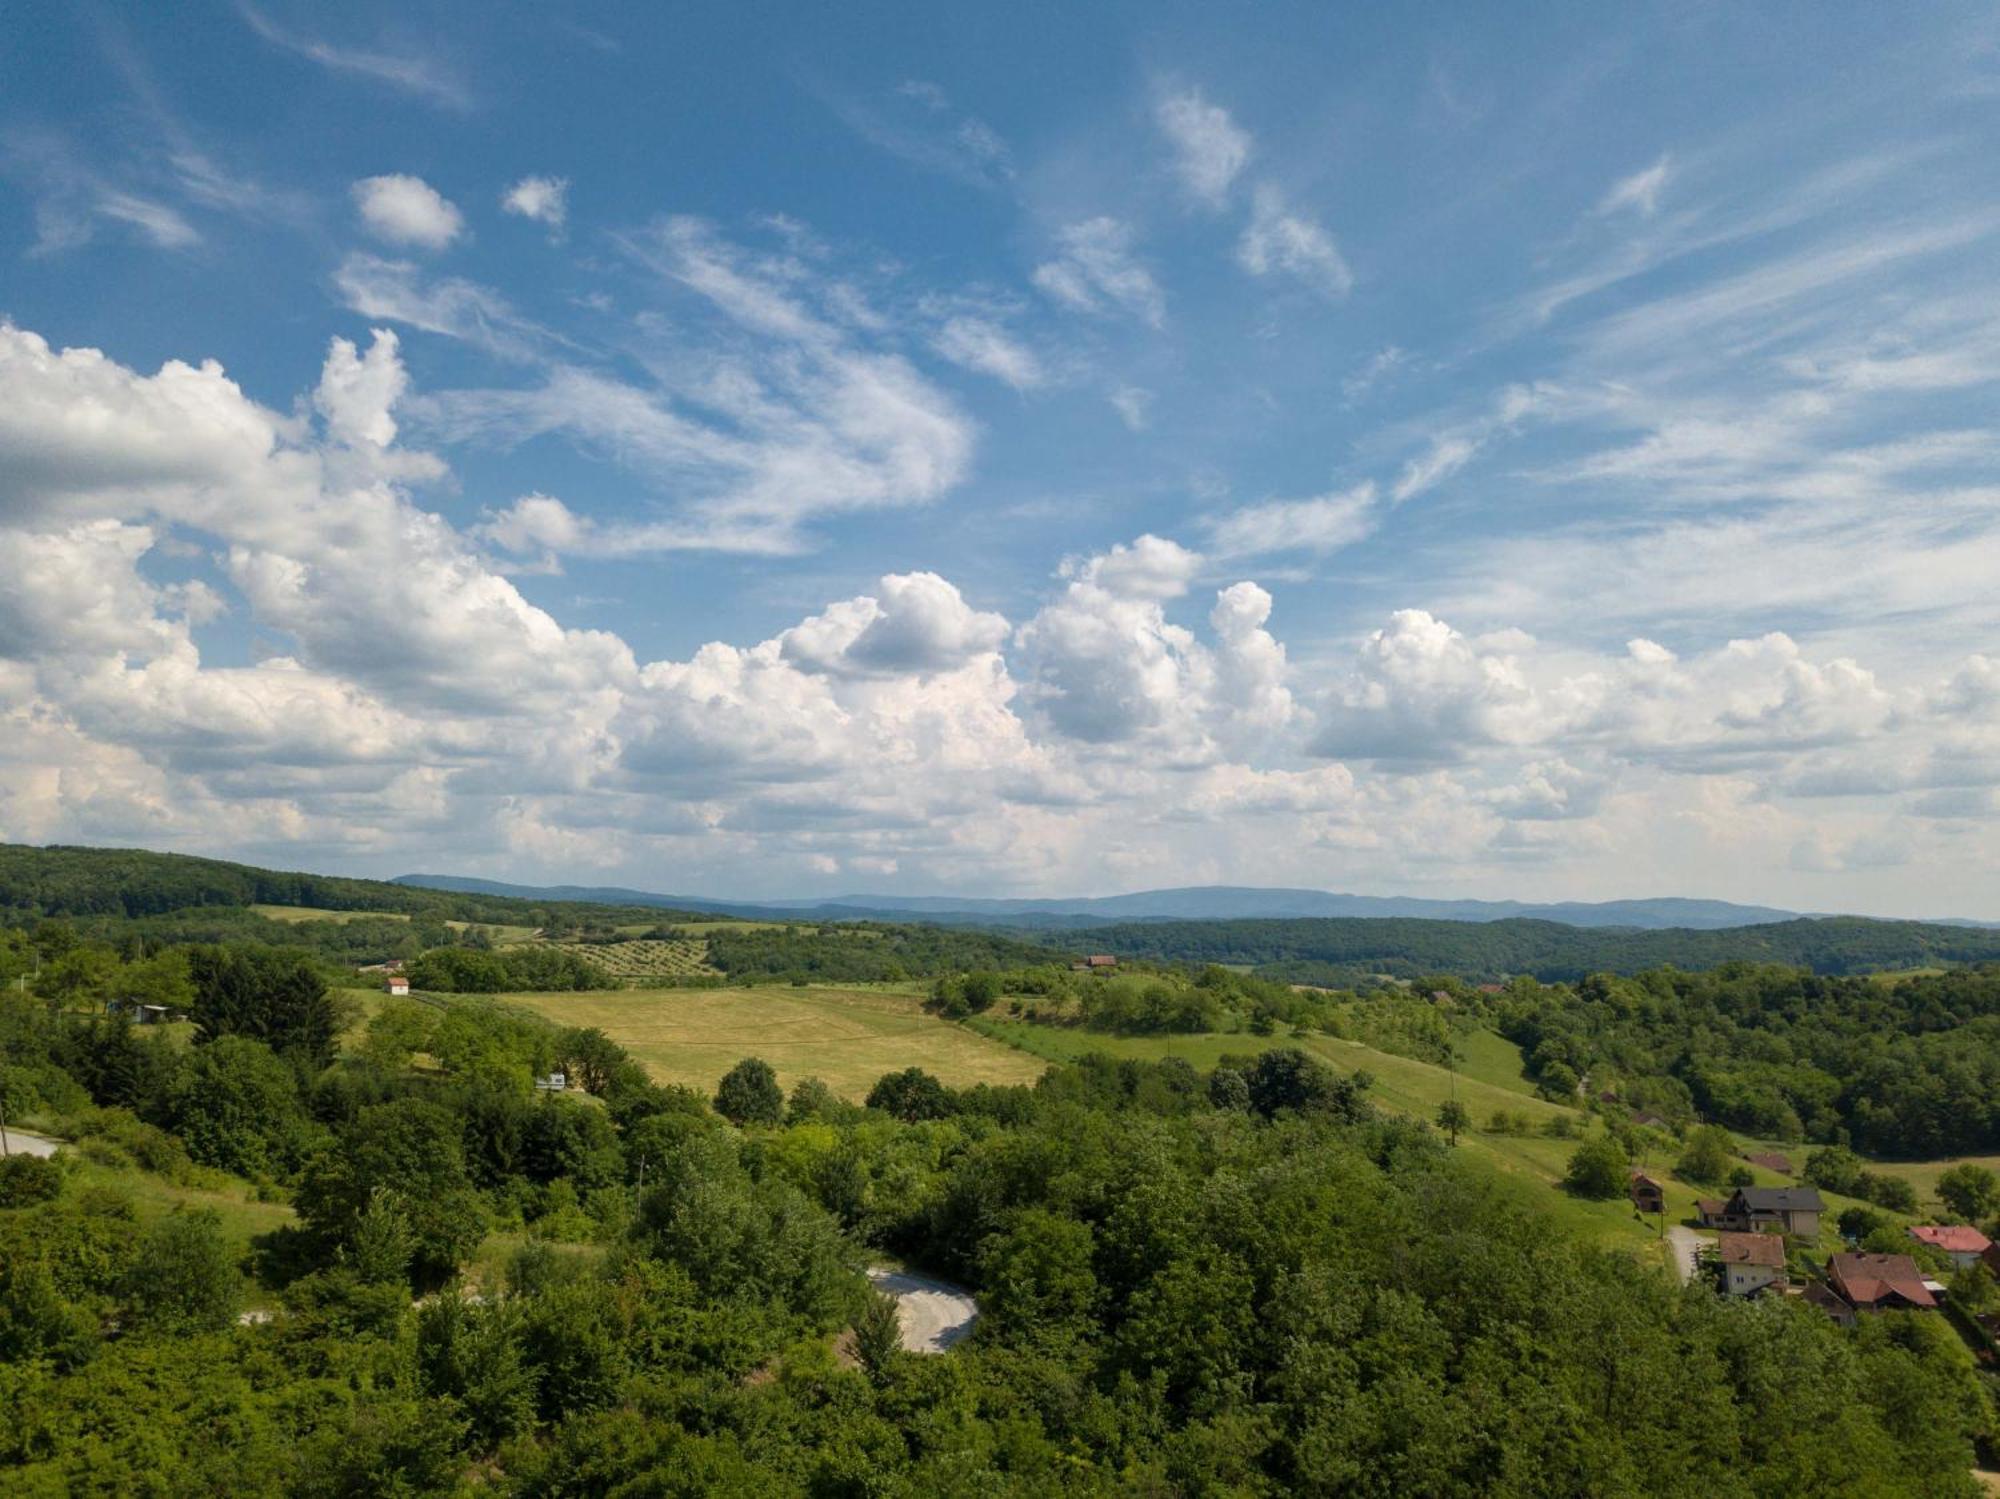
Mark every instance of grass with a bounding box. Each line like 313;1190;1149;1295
503;984;1047;1101
251;903;409;924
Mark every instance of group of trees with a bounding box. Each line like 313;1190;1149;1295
928;962;1342;1037
1494;964;2000;1157
403;945;615;994
700;923;1055;984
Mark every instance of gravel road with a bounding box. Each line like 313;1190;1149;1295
867;1267;979;1353
0;1129;62;1159
1666;1225;1708;1286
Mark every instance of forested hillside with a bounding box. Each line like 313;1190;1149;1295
1088;914;2000;980
0;844;717;928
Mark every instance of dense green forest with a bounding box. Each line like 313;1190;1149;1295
1085;913;2000;980
4;947;1993;1493
0;844;719;929
1483;963;2000;1159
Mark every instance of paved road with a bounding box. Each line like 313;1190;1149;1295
1666;1225;1709;1285
867;1267;979;1353
0;1129;62;1159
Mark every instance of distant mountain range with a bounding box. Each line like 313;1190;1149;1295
392;876;1845;931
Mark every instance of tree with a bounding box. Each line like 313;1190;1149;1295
556;1027;627;1095
164;1034;322;1179
1436;1098;1470;1146
1855;1171;1919;1215
187;946;338;1068
980;1209;1101;1339
1936;1162;2000;1223
1241;1049;1368;1121
297;1099;488;1289
120;1209;240;1335
713;1057;782;1127
1208;1067;1250;1111
854;1290;904;1384
360;997;434;1071
1674;1124;1736;1185
867;1067;952;1122
786;1076;839;1124
1949;1260;1998;1317
1536;1059;1580;1103
1563;1137;1631;1200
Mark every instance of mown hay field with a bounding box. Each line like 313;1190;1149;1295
506;984;1047;1101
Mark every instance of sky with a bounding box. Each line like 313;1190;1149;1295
2;2;2000;916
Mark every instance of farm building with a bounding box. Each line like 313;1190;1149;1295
1628;1169;1666;1215
386;975;410;996
1715;1232;1786;1297
1071;955;1118;972
1909;1224;1991;1270
107;999;171;1024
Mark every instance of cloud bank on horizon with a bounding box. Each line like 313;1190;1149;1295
1;2;1998;916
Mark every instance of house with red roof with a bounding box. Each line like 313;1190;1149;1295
1908;1224;1992;1271
1820;1252;1936;1323
386;974;410;996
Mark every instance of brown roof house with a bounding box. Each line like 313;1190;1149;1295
386;974;410;996
1714;1232;1787;1297
1909;1224;1992;1271
1822;1253;1936;1323
1628;1169;1666;1215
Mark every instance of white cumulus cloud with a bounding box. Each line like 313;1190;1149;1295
352;174;464;249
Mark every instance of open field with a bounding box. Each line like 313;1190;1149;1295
251;903;410;924
505;984;1047;1100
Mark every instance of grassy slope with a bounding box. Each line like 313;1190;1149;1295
505;984;1047;1101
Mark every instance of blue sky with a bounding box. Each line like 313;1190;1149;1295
3;1;1999;915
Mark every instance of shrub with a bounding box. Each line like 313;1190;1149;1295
1563;1137;1630;1200
0;1152;66;1208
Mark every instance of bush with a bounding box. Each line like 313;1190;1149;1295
119;1209;241;1335
1674;1124;1736;1186
1563;1137;1630;1199
0;1152;66;1208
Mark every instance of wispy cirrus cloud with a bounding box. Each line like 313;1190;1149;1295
237;3;470;109
1033;218;1165;327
